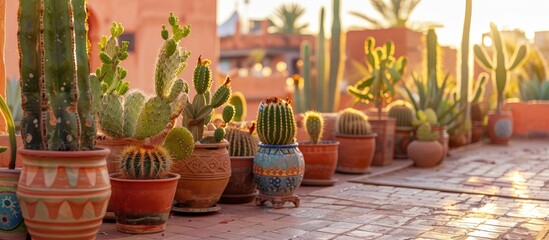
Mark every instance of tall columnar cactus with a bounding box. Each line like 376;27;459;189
183;56;232;141
119;145;173;179
304;111;324;144
229;92;247;122
336;108;371;135
256;97;297;145
93;13;190;140
388;104;414;127
162;127;195;160
18;0;95;150
474;23;528;113
416;123;438;141
225;122;258;157
347;37;407;118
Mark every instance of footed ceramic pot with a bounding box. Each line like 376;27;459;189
253;143;304;196
487;111;513;144
407;141;444;168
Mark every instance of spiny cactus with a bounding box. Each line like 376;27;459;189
183;56;232;141
304;111;324;144
416;123;439;141
93;13;190;140
119;145;173;179
256;97;297;145
474;23;528;113
336;108;371;135
229;92;247;122
225;122;258;157
162;127;195;160
18;0;95;150
388;103;414;127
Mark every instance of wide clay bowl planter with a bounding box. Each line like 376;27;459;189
298;141;339;186
334;133;377;174
110;173;180;234
219;156;256;204
253;143;304;196
16;148;111;240
407;141;444;168
394;127;413;159
487;111;513;144
172;141;231;211
0;169;26;239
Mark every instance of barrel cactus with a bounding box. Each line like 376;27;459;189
18;0;95;150
388;103;414;127
119;145;173;179
162;127;195;160
225;122;258;157
304;111;324;144
229;92;247;122
336;108;371;135
256;97;297;145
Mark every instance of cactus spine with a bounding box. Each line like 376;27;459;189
18;0;95;150
474;23;528;113
183;56;232;141
229;92;247;122
388;104;413;127
337;108;371;135
162;127;195;160
225;122;258;157
119;145;173;179
256;97;297;145
304;111;323;144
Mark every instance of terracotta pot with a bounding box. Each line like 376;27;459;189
172;142;231;210
471;121;484;143
487;111;513;144
298;141;339;186
110;173;180;234
0;134;23;168
16;148;111;240
219;156;256;204
334;133;376;173
96;137;144;174
253;143;304;196
0;169;26;239
296;113;338;142
407;140;444;168
449;132;468;148
432;125;449;158
369;118;396;166
394;127;413;159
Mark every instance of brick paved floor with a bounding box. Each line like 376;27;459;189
97;140;549;239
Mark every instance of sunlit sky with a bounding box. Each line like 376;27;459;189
217;0;549;48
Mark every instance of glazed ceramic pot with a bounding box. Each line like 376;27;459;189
110;173;180;234
487;111;513;144
172;141;231;211
334;133;377;173
394;127;413;159
407;140;444;168
0;169;26;239
298;141;339;186
253;143;304;196
369;118;396;166
16;148;111;240
219;156;256;204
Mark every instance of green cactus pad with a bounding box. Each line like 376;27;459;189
222;105;235;124
119;145;173;179
193;56;212;94
229;92;247;122
214;127;226;142
163;127;195;160
211;77;232;108
98;95;125;138
134;97;171;140
123;91;146;138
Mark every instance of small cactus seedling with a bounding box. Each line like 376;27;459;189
119;145;173;179
225;122;258;157
336;108;371;135
304;111;324;144
256;97;297;145
163;127;195;160
416;123;439;141
229;92;247;122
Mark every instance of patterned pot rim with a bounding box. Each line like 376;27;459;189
18;147;110;158
258;143;298;148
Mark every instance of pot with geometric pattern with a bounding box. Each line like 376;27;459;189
16;148;111;240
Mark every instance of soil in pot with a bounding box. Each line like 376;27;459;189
335;133;376;173
298;141;339;186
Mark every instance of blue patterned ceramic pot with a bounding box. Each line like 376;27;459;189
253;143;305;196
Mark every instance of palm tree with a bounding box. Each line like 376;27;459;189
350;0;440;30
269;3;309;34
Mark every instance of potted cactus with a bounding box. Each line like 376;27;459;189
219;122;259;204
110;127;193;234
254;97;304;209
474;23;528;144
93;16;190;174
16;0;110;239
347;37;406;166
298;111;339;186
229;91;248;122
334;108;377;173
172;56;233;213
388;101;414;159
407;123;444;167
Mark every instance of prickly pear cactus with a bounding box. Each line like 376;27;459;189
416;123;439;141
119;145;173;179
256;97;297;145
163;127;195;160
304;111;324;144
229;92;247;122
336;108;371;135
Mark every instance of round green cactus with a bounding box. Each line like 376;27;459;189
256;97;297;145
388;103;414;127
119;145;173;179
163;127;195;160
304;111;324;144
337;108;371;135
225;122;258;157
416;123;439;141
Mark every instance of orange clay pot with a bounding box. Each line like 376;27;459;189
16;148;111;240
335;133;376;174
298;141;339;186
219;156;256;204
369;118;396;166
487;111;513;144
407;140;443;168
